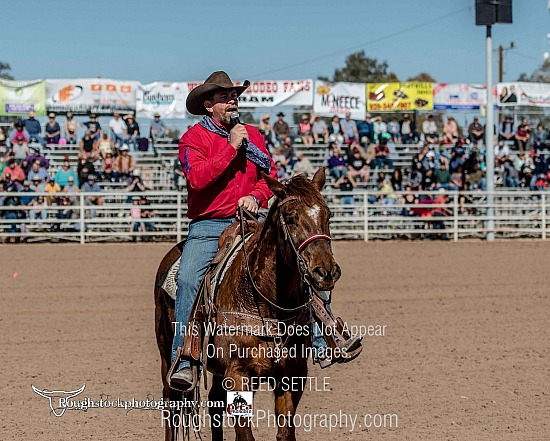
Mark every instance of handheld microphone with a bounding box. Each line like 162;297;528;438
230;111;248;149
230;111;241;126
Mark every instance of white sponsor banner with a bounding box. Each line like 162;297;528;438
136;82;188;119
498;82;550;107
46;79;138;114
433;83;487;110
313;81;366;119
186;79;313;108
497;82;520;106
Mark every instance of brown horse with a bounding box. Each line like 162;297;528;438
154;168;341;441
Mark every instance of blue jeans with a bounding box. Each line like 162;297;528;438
172;218;235;371
171;217;330;371
110;131;125;147
311;291;331;363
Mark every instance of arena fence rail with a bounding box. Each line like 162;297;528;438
0;190;549;243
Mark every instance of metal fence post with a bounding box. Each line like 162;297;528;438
176;193;182;243
453;193;459;242
542;194;546;240
79;193;85;244
363;192;369;242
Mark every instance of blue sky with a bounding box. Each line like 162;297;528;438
3;0;549;85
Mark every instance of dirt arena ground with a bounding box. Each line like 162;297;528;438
1;241;548;440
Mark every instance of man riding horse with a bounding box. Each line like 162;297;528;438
170;70;361;389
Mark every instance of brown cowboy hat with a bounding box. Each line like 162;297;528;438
186;71;250;116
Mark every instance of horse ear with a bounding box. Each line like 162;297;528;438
261;172;286;198
311;167;326;191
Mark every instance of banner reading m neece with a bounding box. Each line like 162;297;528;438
367;82;433;111
0;80;46;116
313;81;366;119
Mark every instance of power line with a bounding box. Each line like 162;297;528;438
510;51;541;62
248;5;472;79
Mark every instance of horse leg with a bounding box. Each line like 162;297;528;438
274;388;304;441
274;363;307;441
209;375;226;441
226;370;255;441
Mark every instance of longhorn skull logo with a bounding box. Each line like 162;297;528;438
31;385;86;417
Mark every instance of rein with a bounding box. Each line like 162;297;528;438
237;196;332;313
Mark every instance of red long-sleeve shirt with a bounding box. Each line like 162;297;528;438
179;122;276;220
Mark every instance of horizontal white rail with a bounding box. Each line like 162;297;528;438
1;190;549;243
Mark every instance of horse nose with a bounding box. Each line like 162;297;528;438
313;266;329;281
312;263;341;284
331;263;341;282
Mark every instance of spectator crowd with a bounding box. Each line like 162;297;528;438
2;108;550;241
0;110;168;240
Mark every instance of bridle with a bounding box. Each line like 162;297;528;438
238;195;332;313
276;196;332;283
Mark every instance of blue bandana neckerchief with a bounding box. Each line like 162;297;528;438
198;116;272;172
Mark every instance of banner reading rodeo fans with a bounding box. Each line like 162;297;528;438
136;82;188;119
367;82;433;111
186;79;313;108
313;81;366;120
433;83;487;110
0;79;46;116
46;79;138;115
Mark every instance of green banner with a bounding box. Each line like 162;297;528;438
0;80;46;116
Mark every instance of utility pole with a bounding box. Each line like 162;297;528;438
476;0;513;242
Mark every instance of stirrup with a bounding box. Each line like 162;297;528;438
167;347;199;393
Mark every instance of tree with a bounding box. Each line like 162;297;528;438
321;50;399;83
0;62;14;80
518;59;550;83
406;72;436;83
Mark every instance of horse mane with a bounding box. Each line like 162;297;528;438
258;174;327;242
281;174;327;206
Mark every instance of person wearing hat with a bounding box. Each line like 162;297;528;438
81;174;103;213
19;180;36;206
422;114;439;145
150;112;168;143
2;158;25;183
78;129;100;162
55;157;79;188
312;114;328;144
81;112;102;142
12;135;30;163
468;116;484;145
298;114;314;146
9;120;29;144
62;175;79;205
44;175;61;205
109;112;127;148
27;160;49;184
498;115;515;145
273;111;290;145
25;147;50;170
97;130;114;159
170;70;277;388
45;113;61;145
126;168;146;195
113;144;135;182
64;112;78;144
258;114;275;150
30;174;45;192
122;112;140;150
23;111;44;145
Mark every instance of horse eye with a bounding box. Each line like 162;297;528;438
285;213;297;224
